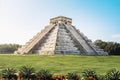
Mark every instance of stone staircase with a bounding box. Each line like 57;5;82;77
15;24;55;54
65;24;107;55
33;24;59;54
64;24;95;55
55;23;80;54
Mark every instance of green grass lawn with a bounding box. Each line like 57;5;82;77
0;54;120;75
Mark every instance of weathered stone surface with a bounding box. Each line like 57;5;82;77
15;16;108;55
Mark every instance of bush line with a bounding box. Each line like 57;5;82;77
0;66;120;80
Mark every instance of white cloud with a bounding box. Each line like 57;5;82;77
111;34;120;38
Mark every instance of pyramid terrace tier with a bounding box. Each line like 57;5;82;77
15;16;108;55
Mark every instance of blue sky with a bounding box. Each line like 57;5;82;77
0;0;120;44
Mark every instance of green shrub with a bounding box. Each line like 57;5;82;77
67;72;80;80
105;68;120;80
36;69;52;80
82;69;98;80
19;66;35;80
97;75;105;80
2;68;17;80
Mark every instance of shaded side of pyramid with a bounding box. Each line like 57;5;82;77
15;16;108;55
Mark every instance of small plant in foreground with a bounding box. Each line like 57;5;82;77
67;72;80;80
82;69;98;80
105;68;120;80
2;68;17;80
97;75;105;80
52;75;66;80
36;69;52;80
19;66;35;80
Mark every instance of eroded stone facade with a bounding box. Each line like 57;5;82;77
15;16;108;55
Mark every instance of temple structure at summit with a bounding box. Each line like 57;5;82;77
15;16;108;55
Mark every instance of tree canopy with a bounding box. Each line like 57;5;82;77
94;40;120;55
0;44;21;54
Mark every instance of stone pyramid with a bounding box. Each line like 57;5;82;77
15;16;108;55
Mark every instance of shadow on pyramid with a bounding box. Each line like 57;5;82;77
15;16;108;55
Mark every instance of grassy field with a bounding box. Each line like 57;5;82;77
0;54;120;75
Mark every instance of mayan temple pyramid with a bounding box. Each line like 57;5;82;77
15;16;108;55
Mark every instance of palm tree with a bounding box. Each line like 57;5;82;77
36;69;52;80
105;68;120;80
67;72;80;80
82;69;98;80
2;68;17;80
19;66;35;80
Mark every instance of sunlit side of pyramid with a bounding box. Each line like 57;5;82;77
15;16;108;55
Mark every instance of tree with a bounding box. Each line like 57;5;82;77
82;69;98;80
36;69;52;80
19;66;35;80
105;68;120;80
2;68;17;80
67;72;80;80
0;44;21;53
94;40;120;55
